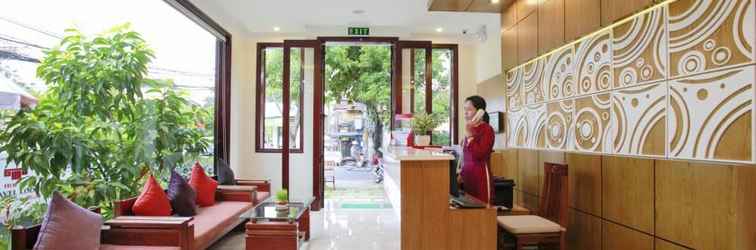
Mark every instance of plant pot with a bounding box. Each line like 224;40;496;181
414;135;431;146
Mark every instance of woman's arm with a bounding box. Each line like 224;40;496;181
465;125;494;161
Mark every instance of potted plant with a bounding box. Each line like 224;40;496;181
410;112;440;147
275;189;289;212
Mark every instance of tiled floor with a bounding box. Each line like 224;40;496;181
210;165;400;250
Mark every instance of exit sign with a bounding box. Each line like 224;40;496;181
348;27;370;36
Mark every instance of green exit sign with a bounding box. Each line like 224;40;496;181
348;27;370;36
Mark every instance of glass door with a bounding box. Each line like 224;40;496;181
282;40;321;205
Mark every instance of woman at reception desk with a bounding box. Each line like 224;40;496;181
383;100;498;249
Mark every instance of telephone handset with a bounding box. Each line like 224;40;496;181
465;109;486;141
471;109;485;124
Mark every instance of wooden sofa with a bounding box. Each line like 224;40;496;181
11;213;192;250
10;179;270;250
111;179;271;250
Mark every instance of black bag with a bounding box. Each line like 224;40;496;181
493;177;515;208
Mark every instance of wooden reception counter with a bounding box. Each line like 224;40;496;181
383;146;496;250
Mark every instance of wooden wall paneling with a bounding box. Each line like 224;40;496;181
515;0;537;22
655;238;691;250
503;149;519;183
566;208;602;250
565;153;602;215
516;190;541;211
538;0;565;54
428;0;475;11
466;0;506;13
655;160;736;250
564;0;601;41
490;150;507;177
600;0;653;26
602;221;654;250
516;149;540;196
517;11;539;64
602;156;654;234
735;165;756;250
502;3;517;30
502;26;519;71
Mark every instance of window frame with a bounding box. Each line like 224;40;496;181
255;42;305;153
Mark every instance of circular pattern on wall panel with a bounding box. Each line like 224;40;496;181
574;108;603;151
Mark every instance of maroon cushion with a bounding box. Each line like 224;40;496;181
167;170;197;216
34;192;103;250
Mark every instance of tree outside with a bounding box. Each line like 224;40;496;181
0;25;212;222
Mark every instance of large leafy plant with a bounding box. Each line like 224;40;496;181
0;24;210;216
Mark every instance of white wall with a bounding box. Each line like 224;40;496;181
227;34;501;196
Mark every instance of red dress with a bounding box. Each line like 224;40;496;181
461;122;495;204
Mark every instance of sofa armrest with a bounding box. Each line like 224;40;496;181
103;216;194;250
217;185;257;202
235;179;271;192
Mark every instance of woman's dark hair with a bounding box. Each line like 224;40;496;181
465;95;490;123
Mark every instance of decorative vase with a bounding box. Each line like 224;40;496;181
414;134;431;146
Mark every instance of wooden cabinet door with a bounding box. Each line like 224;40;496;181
565;0;601;41
538;0;565;54
517;12;539;64
601;0;653;26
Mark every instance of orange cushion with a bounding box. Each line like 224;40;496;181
189;162;218;207
192;201;253;249
132;175;172;216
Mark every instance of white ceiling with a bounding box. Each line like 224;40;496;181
190;0;500;38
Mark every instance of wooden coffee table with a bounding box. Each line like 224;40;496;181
241;198;313;250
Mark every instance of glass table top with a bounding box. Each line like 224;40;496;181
241;198;314;222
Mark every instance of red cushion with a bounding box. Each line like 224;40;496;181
189;162;218;207
132;175;172;216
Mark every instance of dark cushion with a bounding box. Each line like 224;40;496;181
34;192;103;250
167;170;197;216
216;159;236;185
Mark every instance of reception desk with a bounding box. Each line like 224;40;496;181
383;146;497;250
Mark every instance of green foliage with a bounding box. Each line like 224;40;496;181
0;24;210;217
275;189;288;203
410;112;441;135
0;196;47;229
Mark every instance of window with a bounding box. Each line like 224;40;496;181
255;43;304;153
431;46;455;146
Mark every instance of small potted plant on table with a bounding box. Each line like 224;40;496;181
410;112;440;147
275;189;289;212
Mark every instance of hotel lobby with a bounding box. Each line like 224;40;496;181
0;0;755;249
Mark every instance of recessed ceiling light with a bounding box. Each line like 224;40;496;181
436;27;444;33
273;27;280;32
491;0;500;3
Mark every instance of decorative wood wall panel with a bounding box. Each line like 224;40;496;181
575;31;614;95
503;0;756;164
668;0;755;77
612;7;668;87
610;83;667;156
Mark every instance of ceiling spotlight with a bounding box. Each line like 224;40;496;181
273;27;281;32
491;0;500;3
436;27;444;33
